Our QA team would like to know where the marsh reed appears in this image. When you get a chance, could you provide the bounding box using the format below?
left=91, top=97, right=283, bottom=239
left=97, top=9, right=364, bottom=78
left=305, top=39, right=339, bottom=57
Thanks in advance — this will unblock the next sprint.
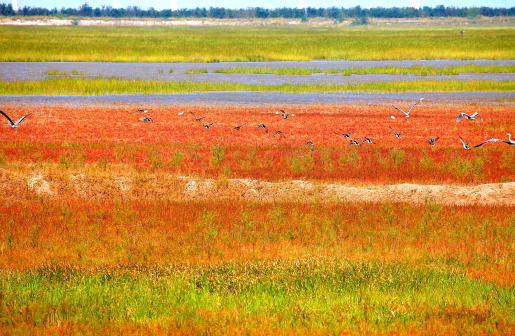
left=1, top=26, right=514, bottom=62
left=1, top=78, right=514, bottom=95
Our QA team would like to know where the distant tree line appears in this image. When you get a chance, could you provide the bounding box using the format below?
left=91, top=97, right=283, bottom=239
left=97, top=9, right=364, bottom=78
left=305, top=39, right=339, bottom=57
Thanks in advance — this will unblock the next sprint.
left=1, top=3, right=514, bottom=19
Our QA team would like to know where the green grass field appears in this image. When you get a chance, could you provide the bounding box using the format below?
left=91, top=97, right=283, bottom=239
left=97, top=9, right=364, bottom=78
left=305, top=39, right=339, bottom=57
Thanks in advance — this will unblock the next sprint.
left=1, top=78, right=514, bottom=95
left=1, top=26, right=514, bottom=62
left=2, top=260, right=513, bottom=334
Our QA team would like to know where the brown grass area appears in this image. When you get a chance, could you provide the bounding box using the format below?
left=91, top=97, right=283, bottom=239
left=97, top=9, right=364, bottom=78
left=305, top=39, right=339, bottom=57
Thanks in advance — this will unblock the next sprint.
left=2, top=168, right=515, bottom=205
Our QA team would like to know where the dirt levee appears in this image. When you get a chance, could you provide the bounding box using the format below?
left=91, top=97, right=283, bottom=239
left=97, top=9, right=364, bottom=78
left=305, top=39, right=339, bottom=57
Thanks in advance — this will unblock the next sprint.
left=2, top=169, right=514, bottom=205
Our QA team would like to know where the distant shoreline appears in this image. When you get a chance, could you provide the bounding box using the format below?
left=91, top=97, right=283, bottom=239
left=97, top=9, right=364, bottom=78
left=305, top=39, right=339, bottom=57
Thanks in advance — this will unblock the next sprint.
left=1, top=16, right=514, bottom=27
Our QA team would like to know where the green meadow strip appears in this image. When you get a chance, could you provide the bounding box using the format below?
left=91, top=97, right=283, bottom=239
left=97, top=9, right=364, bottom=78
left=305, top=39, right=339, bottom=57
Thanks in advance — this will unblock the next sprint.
left=1, top=26, right=515, bottom=62
left=1, top=78, right=515, bottom=95
left=1, top=260, right=513, bottom=332
left=213, top=65, right=515, bottom=76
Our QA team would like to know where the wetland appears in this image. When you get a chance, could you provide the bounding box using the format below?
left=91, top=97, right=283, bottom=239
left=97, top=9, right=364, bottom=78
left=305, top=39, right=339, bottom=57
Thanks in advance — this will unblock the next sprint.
left=1, top=23, right=514, bottom=336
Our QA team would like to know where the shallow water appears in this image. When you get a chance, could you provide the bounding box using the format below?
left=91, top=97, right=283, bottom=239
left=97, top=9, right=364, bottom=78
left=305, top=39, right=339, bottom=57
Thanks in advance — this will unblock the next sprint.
left=2, top=61, right=515, bottom=85
left=1, top=61, right=513, bottom=107
left=1, top=91, right=514, bottom=108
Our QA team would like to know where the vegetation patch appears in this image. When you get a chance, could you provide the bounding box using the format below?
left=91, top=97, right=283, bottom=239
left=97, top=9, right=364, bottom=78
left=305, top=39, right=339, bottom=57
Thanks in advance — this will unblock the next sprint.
left=1, top=78, right=514, bottom=95
left=1, top=26, right=514, bottom=62
left=43, top=70, right=67, bottom=76
left=184, top=69, right=209, bottom=74
left=215, top=65, right=515, bottom=76
left=1, top=260, right=513, bottom=334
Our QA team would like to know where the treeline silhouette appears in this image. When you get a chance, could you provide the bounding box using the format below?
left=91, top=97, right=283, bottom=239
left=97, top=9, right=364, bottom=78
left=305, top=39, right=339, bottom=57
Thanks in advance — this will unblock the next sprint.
left=1, top=3, right=514, bottom=19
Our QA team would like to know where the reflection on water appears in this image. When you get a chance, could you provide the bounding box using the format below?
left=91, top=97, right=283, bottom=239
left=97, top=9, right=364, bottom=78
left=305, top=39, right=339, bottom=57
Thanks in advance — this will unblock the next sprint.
left=1, top=60, right=514, bottom=85
left=1, top=91, right=514, bottom=108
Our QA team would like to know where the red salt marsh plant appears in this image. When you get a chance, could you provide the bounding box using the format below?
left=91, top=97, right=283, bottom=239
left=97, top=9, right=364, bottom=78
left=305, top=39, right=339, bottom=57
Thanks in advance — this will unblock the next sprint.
left=0, top=103, right=514, bottom=184
left=1, top=103, right=515, bottom=335
left=0, top=199, right=514, bottom=335
left=1, top=199, right=514, bottom=282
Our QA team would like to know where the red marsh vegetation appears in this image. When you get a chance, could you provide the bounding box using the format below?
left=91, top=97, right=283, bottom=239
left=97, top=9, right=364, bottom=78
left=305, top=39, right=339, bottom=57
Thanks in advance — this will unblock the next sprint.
left=1, top=102, right=514, bottom=335
left=0, top=103, right=514, bottom=185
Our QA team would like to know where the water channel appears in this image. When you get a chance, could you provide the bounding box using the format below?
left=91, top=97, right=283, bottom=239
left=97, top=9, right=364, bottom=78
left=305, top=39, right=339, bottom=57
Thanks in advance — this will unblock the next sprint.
left=1, top=60, right=513, bottom=106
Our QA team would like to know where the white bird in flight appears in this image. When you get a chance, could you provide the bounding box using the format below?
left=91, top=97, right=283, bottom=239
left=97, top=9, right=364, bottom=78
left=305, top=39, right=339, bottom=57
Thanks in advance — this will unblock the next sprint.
left=229, top=123, right=247, bottom=131
left=139, top=116, right=153, bottom=122
left=276, top=110, right=294, bottom=119
left=0, top=110, right=33, bottom=132
left=456, top=112, right=483, bottom=123
left=426, top=136, right=439, bottom=146
left=139, top=117, right=153, bottom=122
left=334, top=130, right=354, bottom=138
left=131, top=108, right=151, bottom=114
left=391, top=98, right=423, bottom=122
left=389, top=126, right=406, bottom=138
left=474, top=134, right=515, bottom=147
left=190, top=112, right=206, bottom=123
left=202, top=122, right=216, bottom=129
left=458, top=136, right=471, bottom=149
left=361, top=137, right=375, bottom=144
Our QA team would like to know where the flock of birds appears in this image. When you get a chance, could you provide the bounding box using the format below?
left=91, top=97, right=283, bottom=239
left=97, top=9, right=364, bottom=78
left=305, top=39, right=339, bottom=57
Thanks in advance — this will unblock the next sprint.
left=159, top=100, right=514, bottom=150
left=1, top=101, right=514, bottom=150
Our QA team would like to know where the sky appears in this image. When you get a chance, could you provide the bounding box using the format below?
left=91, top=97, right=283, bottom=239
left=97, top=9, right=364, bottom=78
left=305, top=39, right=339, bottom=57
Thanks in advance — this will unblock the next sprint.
left=5, top=0, right=513, bottom=10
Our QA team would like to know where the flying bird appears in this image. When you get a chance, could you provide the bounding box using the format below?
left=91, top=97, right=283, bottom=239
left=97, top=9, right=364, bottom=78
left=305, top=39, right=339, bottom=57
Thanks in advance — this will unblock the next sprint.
left=456, top=112, right=483, bottom=123
left=229, top=123, right=247, bottom=131
left=139, top=116, right=153, bottom=122
left=276, top=110, right=294, bottom=119
left=131, top=108, right=151, bottom=113
left=361, top=137, right=375, bottom=144
left=178, top=111, right=184, bottom=115
left=202, top=122, right=216, bottom=129
left=272, top=131, right=286, bottom=139
left=389, top=126, right=406, bottom=138
left=348, top=139, right=361, bottom=146
left=426, top=136, right=439, bottom=146
left=391, top=98, right=423, bottom=122
left=190, top=112, right=206, bottom=123
left=0, top=110, right=32, bottom=132
left=304, top=141, right=314, bottom=151
left=474, top=134, right=515, bottom=147
left=334, top=131, right=354, bottom=138
left=458, top=136, right=471, bottom=149
left=257, top=124, right=268, bottom=133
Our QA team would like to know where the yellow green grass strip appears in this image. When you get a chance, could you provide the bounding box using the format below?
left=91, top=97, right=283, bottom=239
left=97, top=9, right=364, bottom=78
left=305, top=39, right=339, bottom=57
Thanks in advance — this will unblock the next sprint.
left=214, top=65, right=515, bottom=76
left=1, top=78, right=515, bottom=95
left=1, top=261, right=513, bottom=333
left=1, top=26, right=515, bottom=62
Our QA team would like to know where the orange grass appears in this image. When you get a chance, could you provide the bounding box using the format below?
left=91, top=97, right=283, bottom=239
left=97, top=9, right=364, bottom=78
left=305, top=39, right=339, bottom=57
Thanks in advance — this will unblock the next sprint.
left=0, top=103, right=514, bottom=184
left=1, top=199, right=514, bottom=286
